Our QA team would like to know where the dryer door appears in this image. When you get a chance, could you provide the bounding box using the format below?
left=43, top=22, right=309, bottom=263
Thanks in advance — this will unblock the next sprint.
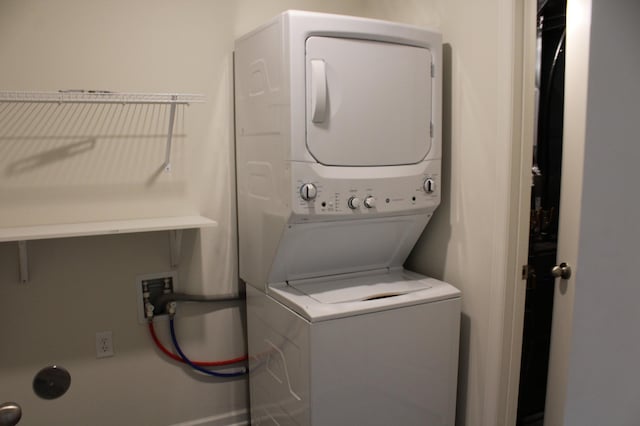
left=305, top=37, right=433, bottom=167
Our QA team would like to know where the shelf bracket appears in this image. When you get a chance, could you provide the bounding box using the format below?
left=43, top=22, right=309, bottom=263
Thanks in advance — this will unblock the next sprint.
left=168, top=230, right=183, bottom=268
left=163, top=96, right=178, bottom=173
left=18, top=241, right=28, bottom=283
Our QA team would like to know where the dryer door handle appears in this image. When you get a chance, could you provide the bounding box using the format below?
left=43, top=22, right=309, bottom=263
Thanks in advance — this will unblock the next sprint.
left=310, top=59, right=327, bottom=123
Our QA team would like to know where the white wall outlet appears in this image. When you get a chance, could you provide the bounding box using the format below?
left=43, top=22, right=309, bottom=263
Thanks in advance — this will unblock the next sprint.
left=95, top=331, right=114, bottom=358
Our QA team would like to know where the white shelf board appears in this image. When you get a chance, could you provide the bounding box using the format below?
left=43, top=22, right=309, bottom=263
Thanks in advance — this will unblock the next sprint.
left=0, top=215, right=217, bottom=243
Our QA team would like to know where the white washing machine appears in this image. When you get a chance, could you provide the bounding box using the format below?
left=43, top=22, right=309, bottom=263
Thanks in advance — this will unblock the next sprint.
left=234, top=11, right=460, bottom=426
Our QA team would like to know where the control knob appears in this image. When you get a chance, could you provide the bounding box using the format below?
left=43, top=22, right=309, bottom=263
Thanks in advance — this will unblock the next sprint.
left=364, top=196, right=376, bottom=208
left=347, top=196, right=361, bottom=209
left=423, top=178, right=436, bottom=194
left=300, top=183, right=317, bottom=201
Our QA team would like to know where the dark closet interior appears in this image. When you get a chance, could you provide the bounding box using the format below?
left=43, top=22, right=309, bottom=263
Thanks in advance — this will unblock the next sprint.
left=516, top=0, right=566, bottom=425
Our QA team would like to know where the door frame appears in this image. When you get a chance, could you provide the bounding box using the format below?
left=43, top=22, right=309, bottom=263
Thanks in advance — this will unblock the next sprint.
left=497, top=0, right=538, bottom=424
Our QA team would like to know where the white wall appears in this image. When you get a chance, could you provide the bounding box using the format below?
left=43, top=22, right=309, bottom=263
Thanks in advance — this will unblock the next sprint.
left=0, top=1, right=368, bottom=425
left=563, top=1, right=640, bottom=424
left=361, top=1, right=520, bottom=425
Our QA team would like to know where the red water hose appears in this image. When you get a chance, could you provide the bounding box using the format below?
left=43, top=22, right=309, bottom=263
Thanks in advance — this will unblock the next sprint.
left=148, top=321, right=247, bottom=367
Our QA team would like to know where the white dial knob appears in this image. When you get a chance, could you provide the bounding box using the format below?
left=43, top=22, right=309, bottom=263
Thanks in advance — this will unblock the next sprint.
left=364, top=196, right=376, bottom=208
left=348, top=196, right=361, bottom=209
left=300, top=183, right=317, bottom=201
left=423, top=178, right=436, bottom=194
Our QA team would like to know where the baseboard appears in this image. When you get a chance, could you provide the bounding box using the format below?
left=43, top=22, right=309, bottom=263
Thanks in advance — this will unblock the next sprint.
left=170, top=409, right=249, bottom=426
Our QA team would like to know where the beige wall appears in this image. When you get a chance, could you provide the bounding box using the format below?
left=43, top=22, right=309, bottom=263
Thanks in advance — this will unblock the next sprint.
left=0, top=1, right=522, bottom=425
left=362, top=2, right=521, bottom=425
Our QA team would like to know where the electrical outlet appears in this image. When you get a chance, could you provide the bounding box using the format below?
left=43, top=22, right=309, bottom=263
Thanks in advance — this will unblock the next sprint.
left=96, top=331, right=114, bottom=358
left=135, top=272, right=177, bottom=324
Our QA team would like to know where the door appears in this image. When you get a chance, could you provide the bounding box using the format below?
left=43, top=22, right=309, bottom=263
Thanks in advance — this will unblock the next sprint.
left=542, top=0, right=590, bottom=422
left=305, top=37, right=433, bottom=167
left=544, top=1, right=640, bottom=424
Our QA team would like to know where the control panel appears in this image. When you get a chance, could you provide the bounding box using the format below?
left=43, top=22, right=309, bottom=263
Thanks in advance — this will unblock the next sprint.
left=291, top=160, right=441, bottom=221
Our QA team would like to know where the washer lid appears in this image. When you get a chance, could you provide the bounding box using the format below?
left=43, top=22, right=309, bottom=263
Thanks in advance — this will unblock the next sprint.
left=289, top=269, right=432, bottom=304
left=268, top=268, right=460, bottom=322
left=305, top=37, right=433, bottom=166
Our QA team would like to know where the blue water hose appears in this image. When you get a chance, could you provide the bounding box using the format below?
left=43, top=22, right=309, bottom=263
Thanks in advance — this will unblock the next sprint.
left=169, top=317, right=247, bottom=378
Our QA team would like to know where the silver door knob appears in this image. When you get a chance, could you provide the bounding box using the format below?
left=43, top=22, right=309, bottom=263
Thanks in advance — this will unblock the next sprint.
left=551, top=262, right=572, bottom=280
left=0, top=402, right=21, bottom=426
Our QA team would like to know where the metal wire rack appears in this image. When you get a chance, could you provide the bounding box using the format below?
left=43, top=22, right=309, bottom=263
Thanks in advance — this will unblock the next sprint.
left=0, top=90, right=205, bottom=104
left=0, top=90, right=205, bottom=171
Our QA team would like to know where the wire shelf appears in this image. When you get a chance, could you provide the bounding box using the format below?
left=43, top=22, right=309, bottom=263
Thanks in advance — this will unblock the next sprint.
left=0, top=90, right=205, bottom=104
left=0, top=90, right=205, bottom=172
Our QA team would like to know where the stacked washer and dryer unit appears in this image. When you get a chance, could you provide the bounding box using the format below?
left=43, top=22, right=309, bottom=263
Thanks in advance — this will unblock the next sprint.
left=234, top=11, right=460, bottom=426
